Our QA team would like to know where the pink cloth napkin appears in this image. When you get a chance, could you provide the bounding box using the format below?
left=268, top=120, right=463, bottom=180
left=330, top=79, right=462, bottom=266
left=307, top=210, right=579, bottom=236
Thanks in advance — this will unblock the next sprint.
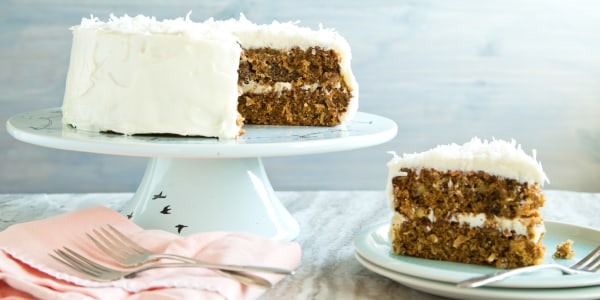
left=0, top=206, right=301, bottom=300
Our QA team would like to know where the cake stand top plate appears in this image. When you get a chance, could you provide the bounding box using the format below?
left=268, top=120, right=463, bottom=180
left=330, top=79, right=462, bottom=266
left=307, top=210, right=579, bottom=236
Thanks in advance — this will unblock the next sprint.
left=7, top=108, right=397, bottom=158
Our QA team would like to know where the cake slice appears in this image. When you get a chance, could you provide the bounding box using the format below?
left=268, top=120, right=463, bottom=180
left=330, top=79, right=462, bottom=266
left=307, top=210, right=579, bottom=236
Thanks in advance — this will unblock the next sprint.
left=386, top=138, right=549, bottom=269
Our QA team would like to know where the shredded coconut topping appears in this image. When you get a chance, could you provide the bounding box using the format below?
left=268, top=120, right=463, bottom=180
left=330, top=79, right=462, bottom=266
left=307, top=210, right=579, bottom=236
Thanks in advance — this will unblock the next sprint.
left=387, top=137, right=549, bottom=185
left=71, top=13, right=358, bottom=122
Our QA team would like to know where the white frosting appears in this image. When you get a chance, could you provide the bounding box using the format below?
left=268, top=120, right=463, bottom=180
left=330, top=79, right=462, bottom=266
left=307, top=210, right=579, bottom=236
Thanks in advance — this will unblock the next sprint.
left=386, top=138, right=548, bottom=210
left=387, top=137, right=549, bottom=185
left=449, top=212, right=546, bottom=242
left=391, top=211, right=545, bottom=243
left=62, top=14, right=358, bottom=138
left=209, top=14, right=359, bottom=122
left=62, top=14, right=242, bottom=138
left=301, top=83, right=320, bottom=91
left=77, top=13, right=198, bottom=34
left=240, top=81, right=292, bottom=95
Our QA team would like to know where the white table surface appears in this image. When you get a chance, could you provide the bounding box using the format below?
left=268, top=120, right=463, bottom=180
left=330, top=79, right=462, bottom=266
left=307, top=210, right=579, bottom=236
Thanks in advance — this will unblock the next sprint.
left=1, top=190, right=599, bottom=299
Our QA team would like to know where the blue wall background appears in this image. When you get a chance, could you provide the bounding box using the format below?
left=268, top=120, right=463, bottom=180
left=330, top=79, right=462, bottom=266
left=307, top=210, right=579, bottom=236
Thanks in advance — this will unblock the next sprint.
left=1, top=0, right=599, bottom=192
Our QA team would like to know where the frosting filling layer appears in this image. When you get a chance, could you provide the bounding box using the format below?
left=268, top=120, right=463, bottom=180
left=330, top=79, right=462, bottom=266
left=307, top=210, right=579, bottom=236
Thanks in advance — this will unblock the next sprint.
left=240, top=81, right=340, bottom=95
left=391, top=211, right=545, bottom=243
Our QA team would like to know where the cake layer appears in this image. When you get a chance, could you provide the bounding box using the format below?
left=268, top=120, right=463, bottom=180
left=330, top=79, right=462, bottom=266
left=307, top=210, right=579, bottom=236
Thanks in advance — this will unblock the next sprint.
left=390, top=214, right=546, bottom=268
left=238, top=89, right=350, bottom=126
left=390, top=168, right=546, bottom=218
left=239, top=47, right=342, bottom=84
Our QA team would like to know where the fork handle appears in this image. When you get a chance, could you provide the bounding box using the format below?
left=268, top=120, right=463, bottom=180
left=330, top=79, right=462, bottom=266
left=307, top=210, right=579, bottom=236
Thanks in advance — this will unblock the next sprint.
left=123, top=262, right=272, bottom=288
left=151, top=253, right=294, bottom=275
left=456, top=264, right=580, bottom=288
left=214, top=270, right=272, bottom=288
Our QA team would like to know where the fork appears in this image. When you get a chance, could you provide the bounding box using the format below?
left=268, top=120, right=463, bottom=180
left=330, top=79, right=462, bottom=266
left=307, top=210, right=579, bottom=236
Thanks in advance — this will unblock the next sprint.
left=51, top=247, right=273, bottom=288
left=87, top=225, right=293, bottom=275
left=457, top=245, right=600, bottom=288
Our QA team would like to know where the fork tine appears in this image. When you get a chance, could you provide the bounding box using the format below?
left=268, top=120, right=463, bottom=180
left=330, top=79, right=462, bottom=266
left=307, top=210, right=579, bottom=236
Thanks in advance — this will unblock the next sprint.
left=572, top=245, right=600, bottom=270
left=50, top=252, right=100, bottom=277
left=102, top=226, right=144, bottom=255
left=87, top=228, right=131, bottom=262
left=581, top=247, right=600, bottom=271
left=87, top=231, right=118, bottom=259
left=106, top=224, right=147, bottom=254
left=590, top=263, right=600, bottom=272
left=53, top=248, right=105, bottom=277
left=62, top=247, right=114, bottom=273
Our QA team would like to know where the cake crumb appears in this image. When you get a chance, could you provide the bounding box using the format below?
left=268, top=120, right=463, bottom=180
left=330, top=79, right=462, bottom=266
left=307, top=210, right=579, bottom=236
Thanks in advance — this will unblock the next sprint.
left=553, top=239, right=575, bottom=259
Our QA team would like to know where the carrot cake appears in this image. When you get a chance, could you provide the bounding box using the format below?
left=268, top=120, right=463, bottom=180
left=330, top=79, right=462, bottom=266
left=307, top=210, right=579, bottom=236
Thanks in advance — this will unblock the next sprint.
left=61, top=14, right=358, bottom=139
left=387, top=138, right=549, bottom=269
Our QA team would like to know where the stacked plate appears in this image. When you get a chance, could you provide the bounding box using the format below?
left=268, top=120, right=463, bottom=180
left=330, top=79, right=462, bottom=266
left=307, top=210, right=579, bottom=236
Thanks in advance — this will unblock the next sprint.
left=354, top=221, right=600, bottom=300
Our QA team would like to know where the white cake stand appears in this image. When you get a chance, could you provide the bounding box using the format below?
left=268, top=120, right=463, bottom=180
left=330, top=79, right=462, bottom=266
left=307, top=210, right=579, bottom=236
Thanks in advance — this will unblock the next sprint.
left=6, top=108, right=397, bottom=241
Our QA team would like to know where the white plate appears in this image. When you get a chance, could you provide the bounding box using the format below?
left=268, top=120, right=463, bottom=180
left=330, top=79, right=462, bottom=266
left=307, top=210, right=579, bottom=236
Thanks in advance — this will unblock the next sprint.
left=355, top=253, right=600, bottom=300
left=354, top=221, right=600, bottom=288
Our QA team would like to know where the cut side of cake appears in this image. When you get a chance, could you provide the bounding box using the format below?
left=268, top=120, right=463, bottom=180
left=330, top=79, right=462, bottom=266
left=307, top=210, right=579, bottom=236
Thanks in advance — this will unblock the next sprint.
left=386, top=138, right=549, bottom=269
left=238, top=46, right=353, bottom=126
left=211, top=16, right=357, bottom=127
left=61, top=14, right=358, bottom=139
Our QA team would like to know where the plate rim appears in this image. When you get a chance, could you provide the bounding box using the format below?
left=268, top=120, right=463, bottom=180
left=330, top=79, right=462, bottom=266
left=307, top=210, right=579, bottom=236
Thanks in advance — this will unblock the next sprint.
left=354, top=252, right=600, bottom=300
left=354, top=220, right=600, bottom=289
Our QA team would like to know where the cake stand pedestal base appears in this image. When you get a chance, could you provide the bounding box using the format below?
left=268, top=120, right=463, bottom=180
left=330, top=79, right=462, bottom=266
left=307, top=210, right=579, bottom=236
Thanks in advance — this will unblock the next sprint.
left=8, top=109, right=398, bottom=241
left=123, top=157, right=299, bottom=241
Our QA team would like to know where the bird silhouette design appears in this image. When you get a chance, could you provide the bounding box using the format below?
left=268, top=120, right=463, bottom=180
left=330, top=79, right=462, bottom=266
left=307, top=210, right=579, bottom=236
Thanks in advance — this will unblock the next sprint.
left=160, top=205, right=171, bottom=214
left=152, top=191, right=167, bottom=200
left=175, top=224, right=188, bottom=234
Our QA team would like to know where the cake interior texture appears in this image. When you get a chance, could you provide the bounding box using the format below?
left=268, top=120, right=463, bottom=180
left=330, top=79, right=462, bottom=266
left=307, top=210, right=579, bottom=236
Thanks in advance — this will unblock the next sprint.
left=390, top=168, right=546, bottom=269
left=387, top=138, right=549, bottom=269
left=238, top=47, right=351, bottom=126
